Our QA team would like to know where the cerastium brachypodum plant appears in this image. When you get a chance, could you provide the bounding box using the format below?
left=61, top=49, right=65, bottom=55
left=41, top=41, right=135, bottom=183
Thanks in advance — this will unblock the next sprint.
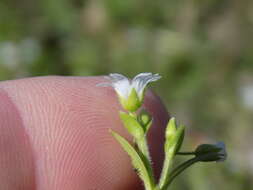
left=98, top=73, right=227, bottom=190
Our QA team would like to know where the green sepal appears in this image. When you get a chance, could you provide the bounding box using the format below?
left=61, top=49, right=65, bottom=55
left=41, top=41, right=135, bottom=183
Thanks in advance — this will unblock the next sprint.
left=110, top=130, right=154, bottom=190
left=159, top=119, right=185, bottom=189
left=119, top=88, right=142, bottom=112
left=195, top=144, right=222, bottom=155
left=120, top=111, right=145, bottom=139
left=165, top=117, right=177, bottom=140
left=137, top=109, right=153, bottom=134
left=195, top=144, right=225, bottom=162
left=164, top=117, right=185, bottom=153
left=174, top=125, right=185, bottom=154
left=164, top=124, right=185, bottom=156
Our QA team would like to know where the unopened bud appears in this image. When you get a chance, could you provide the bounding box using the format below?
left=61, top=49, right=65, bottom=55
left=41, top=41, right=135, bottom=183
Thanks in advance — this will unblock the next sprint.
left=137, top=109, right=152, bottom=133
left=195, top=142, right=227, bottom=162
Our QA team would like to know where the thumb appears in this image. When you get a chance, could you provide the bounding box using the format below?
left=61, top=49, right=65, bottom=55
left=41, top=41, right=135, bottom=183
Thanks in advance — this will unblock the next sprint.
left=0, top=76, right=169, bottom=190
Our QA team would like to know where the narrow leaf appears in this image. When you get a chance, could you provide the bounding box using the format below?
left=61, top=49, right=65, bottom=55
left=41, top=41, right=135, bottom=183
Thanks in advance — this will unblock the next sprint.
left=120, top=111, right=144, bottom=139
left=111, top=130, right=154, bottom=190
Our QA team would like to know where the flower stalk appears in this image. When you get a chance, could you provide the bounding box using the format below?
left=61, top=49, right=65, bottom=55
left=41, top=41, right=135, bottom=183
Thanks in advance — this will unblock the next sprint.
left=98, top=73, right=227, bottom=190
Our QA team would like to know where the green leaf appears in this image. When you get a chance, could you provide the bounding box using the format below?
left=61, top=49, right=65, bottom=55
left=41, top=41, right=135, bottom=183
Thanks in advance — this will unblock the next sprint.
left=111, top=130, right=154, bottom=190
left=120, top=111, right=144, bottom=139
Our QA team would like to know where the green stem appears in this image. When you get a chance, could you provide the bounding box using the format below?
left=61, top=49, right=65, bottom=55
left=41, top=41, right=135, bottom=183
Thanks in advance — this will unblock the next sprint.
left=136, top=137, right=151, bottom=160
left=127, top=111, right=155, bottom=188
left=131, top=111, right=155, bottom=187
left=136, top=137, right=155, bottom=186
left=158, top=149, right=175, bottom=188
left=177, top=151, right=195, bottom=155
left=161, top=157, right=199, bottom=189
left=129, top=112, right=137, bottom=118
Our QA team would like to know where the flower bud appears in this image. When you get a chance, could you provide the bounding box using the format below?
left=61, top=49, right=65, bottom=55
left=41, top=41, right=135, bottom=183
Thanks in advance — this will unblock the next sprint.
left=164, top=118, right=185, bottom=155
left=165, top=117, right=177, bottom=140
left=195, top=142, right=227, bottom=162
left=137, top=109, right=152, bottom=133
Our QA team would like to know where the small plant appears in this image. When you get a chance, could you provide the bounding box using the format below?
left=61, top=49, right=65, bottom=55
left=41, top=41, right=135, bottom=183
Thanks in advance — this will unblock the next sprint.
left=98, top=73, right=227, bottom=190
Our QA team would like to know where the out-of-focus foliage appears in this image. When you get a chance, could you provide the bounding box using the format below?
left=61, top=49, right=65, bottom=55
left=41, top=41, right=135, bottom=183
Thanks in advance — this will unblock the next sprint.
left=0, top=0, right=253, bottom=189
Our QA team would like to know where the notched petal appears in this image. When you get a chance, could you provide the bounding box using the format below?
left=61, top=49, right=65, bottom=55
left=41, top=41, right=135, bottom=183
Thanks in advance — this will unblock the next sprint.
left=109, top=73, right=129, bottom=82
left=132, top=73, right=161, bottom=96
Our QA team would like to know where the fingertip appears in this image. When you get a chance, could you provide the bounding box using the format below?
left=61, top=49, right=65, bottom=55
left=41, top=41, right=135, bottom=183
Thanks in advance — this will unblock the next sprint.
left=0, top=76, right=169, bottom=189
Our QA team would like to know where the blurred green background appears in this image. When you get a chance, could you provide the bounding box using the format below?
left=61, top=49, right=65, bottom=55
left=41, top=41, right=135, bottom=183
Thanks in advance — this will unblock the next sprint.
left=0, top=0, right=253, bottom=189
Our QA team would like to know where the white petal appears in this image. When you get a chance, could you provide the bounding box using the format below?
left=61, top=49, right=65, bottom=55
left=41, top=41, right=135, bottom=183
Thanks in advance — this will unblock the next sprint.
left=96, top=82, right=112, bottom=87
left=132, top=73, right=161, bottom=97
left=97, top=74, right=127, bottom=87
left=108, top=73, right=128, bottom=82
left=108, top=73, right=131, bottom=98
left=97, top=73, right=161, bottom=99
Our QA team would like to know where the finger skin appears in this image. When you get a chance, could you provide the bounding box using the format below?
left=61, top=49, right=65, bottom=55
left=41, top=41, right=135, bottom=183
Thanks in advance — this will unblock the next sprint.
left=0, top=76, right=169, bottom=190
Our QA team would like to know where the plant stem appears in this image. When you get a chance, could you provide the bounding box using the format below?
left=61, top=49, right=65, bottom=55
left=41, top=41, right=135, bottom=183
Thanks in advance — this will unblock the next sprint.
left=177, top=151, right=195, bottom=155
left=136, top=136, right=155, bottom=186
left=158, top=149, right=175, bottom=188
left=136, top=137, right=150, bottom=160
left=161, top=157, right=199, bottom=189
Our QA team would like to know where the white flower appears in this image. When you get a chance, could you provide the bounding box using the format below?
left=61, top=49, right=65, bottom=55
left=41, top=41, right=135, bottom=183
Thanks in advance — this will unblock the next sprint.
left=98, top=73, right=161, bottom=111
left=215, top=142, right=227, bottom=162
left=107, top=73, right=161, bottom=99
